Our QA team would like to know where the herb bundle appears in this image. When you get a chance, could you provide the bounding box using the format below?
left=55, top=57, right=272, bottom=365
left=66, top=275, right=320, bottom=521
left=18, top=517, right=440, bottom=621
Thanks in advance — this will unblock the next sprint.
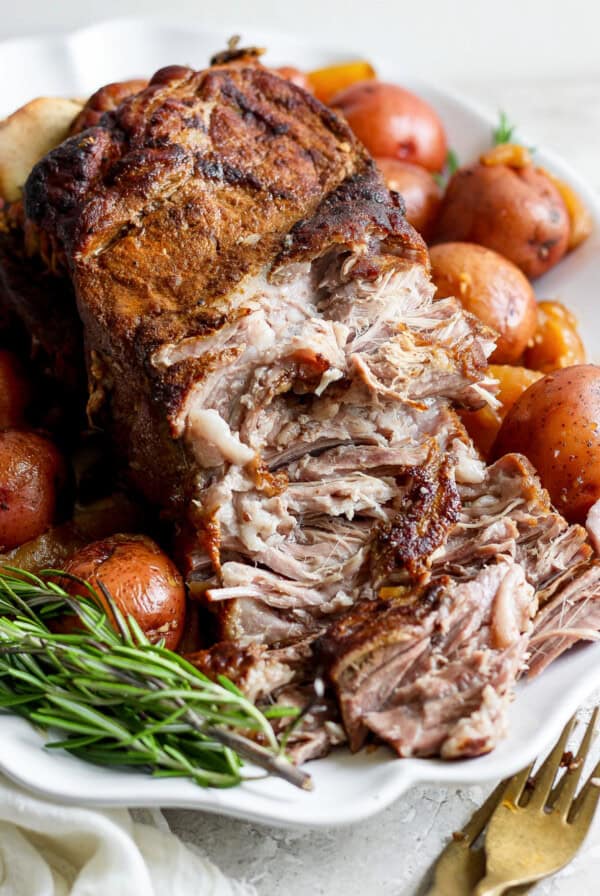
left=0, top=567, right=311, bottom=791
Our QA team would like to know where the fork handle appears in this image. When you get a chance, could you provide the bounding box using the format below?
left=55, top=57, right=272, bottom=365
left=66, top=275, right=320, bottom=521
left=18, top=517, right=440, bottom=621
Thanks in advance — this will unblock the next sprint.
left=473, top=876, right=511, bottom=896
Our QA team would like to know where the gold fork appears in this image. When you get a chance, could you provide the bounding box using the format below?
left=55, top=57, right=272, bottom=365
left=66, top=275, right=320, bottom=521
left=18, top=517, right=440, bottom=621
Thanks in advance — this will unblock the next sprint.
left=426, top=708, right=600, bottom=896
left=474, top=708, right=600, bottom=894
left=425, top=781, right=532, bottom=896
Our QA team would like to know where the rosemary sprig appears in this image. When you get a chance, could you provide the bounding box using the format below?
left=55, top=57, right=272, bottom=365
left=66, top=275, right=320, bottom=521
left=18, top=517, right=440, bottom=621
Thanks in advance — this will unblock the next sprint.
left=446, top=148, right=460, bottom=176
left=433, top=148, right=460, bottom=188
left=0, top=567, right=312, bottom=791
left=493, top=110, right=516, bottom=145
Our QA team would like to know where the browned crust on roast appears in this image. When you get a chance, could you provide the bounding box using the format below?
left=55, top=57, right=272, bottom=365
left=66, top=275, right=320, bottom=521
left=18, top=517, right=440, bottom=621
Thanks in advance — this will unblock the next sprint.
left=69, top=79, right=149, bottom=134
left=186, top=640, right=266, bottom=683
left=273, top=168, right=428, bottom=275
left=23, top=62, right=427, bottom=510
left=371, top=457, right=461, bottom=583
left=316, top=580, right=446, bottom=665
left=25, top=64, right=365, bottom=263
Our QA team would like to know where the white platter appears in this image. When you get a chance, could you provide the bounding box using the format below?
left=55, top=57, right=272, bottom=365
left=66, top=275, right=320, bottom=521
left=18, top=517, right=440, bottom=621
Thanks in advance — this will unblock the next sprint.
left=1, top=16, right=600, bottom=828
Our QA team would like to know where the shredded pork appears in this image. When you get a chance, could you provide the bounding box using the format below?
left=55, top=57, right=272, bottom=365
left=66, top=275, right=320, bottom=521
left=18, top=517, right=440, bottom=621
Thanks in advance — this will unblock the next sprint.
left=17, top=56, right=600, bottom=765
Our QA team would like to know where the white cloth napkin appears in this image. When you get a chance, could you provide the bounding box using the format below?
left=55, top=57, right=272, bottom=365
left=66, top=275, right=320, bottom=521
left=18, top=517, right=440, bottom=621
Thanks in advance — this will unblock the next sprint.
left=0, top=776, right=255, bottom=896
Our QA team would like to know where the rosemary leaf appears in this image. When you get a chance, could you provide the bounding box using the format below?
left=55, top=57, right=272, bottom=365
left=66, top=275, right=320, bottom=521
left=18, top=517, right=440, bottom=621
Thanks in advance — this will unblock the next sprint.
left=493, top=110, right=516, bottom=145
left=0, top=567, right=311, bottom=791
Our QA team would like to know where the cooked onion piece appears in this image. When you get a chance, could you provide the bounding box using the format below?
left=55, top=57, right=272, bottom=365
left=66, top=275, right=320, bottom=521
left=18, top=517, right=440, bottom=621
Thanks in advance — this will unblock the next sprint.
left=524, top=300, right=586, bottom=373
left=0, top=97, right=83, bottom=201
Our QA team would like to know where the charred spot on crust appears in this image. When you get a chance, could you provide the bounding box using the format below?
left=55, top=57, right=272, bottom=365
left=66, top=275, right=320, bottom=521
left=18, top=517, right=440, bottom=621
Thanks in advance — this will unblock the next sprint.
left=371, top=457, right=461, bottom=583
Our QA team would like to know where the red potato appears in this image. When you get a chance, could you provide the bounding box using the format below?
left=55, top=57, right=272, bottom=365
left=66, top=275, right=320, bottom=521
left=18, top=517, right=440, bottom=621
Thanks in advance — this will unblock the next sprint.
left=330, top=81, right=447, bottom=172
left=273, top=66, right=313, bottom=92
left=434, top=163, right=570, bottom=279
left=493, top=365, right=600, bottom=522
left=0, top=429, right=65, bottom=550
left=428, top=242, right=538, bottom=363
left=0, top=350, right=30, bottom=428
left=376, top=158, right=442, bottom=238
left=64, top=534, right=186, bottom=650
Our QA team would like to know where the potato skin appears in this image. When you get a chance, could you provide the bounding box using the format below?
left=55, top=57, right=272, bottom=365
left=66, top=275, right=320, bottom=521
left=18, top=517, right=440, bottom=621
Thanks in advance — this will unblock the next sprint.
left=376, top=158, right=442, bottom=238
left=434, top=164, right=570, bottom=278
left=429, top=242, right=537, bottom=363
left=0, top=350, right=30, bottom=428
left=273, top=66, right=312, bottom=92
left=65, top=534, right=186, bottom=650
left=0, top=430, right=65, bottom=550
left=493, top=365, right=600, bottom=522
left=331, top=81, right=447, bottom=171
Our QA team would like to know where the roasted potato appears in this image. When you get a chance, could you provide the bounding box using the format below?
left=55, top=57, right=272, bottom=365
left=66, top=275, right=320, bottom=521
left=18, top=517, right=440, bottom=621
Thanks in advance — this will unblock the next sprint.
left=460, top=365, right=542, bottom=458
left=0, top=430, right=65, bottom=550
left=330, top=81, right=447, bottom=172
left=0, top=97, right=83, bottom=202
left=0, top=350, right=31, bottom=428
left=64, top=533, right=186, bottom=650
left=429, top=242, right=537, bottom=363
left=493, top=365, right=600, bottom=522
left=273, top=66, right=313, bottom=92
left=524, top=300, right=586, bottom=373
left=434, top=163, right=570, bottom=278
left=376, top=158, right=442, bottom=238
left=0, top=493, right=144, bottom=576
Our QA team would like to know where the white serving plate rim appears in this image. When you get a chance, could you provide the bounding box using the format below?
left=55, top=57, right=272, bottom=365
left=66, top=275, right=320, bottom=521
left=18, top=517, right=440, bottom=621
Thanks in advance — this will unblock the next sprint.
left=0, top=16, right=599, bottom=828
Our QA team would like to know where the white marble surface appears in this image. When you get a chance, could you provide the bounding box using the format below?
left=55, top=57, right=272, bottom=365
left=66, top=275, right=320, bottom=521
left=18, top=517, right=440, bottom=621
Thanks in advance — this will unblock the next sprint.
left=164, top=693, right=600, bottom=895
left=161, top=78, right=600, bottom=895
left=4, top=7, right=600, bottom=891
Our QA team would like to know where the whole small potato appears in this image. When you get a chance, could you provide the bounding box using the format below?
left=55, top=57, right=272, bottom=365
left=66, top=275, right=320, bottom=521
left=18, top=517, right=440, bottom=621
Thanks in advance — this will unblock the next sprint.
left=330, top=81, right=447, bottom=171
left=65, top=533, right=186, bottom=650
left=434, top=164, right=570, bottom=278
left=376, top=158, right=442, bottom=238
left=493, top=365, right=600, bottom=522
left=429, top=242, right=537, bottom=363
left=0, top=350, right=30, bottom=428
left=273, top=66, right=313, bottom=92
left=0, top=430, right=65, bottom=550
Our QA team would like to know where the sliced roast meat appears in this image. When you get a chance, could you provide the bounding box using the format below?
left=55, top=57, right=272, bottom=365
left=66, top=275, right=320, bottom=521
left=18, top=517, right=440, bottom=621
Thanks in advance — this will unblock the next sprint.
left=318, top=559, right=536, bottom=757
left=268, top=684, right=347, bottom=764
left=433, top=454, right=591, bottom=588
left=186, top=637, right=313, bottom=703
left=528, top=559, right=600, bottom=676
